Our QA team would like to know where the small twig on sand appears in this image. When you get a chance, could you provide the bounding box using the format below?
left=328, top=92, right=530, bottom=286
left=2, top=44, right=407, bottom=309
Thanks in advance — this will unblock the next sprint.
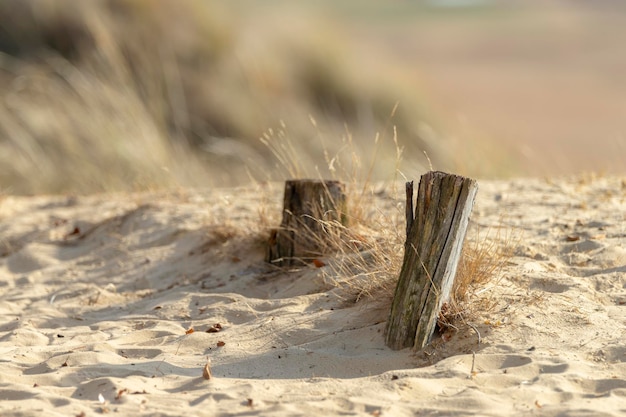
left=466, top=322, right=481, bottom=379
left=467, top=322, right=481, bottom=345
left=469, top=351, right=476, bottom=379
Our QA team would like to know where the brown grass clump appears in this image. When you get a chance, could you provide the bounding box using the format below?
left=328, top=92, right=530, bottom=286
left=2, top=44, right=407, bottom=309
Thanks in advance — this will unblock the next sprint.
left=438, top=225, right=515, bottom=330
left=0, top=0, right=442, bottom=194
left=258, top=119, right=408, bottom=300
left=260, top=123, right=511, bottom=314
left=323, top=216, right=406, bottom=303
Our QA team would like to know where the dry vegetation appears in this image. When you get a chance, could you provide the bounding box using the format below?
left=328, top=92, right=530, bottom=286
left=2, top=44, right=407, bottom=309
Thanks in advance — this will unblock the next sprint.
left=0, top=0, right=449, bottom=195
left=259, top=131, right=510, bottom=336
left=258, top=127, right=406, bottom=299
left=320, top=190, right=513, bottom=331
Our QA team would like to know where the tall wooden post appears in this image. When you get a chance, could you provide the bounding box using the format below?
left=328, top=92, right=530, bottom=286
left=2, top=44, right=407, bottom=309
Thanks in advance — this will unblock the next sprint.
left=266, top=179, right=347, bottom=267
left=385, top=171, right=478, bottom=350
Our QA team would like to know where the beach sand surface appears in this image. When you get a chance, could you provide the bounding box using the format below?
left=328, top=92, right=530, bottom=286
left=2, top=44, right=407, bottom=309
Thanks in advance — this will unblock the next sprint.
left=0, top=177, right=625, bottom=416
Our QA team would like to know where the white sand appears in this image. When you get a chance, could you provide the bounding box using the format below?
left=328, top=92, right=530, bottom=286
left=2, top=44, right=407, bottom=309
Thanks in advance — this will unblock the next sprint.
left=1, top=177, right=624, bottom=416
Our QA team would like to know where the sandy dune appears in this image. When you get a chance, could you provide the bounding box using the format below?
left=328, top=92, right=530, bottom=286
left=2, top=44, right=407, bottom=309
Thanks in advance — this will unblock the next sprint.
left=0, top=177, right=624, bottom=416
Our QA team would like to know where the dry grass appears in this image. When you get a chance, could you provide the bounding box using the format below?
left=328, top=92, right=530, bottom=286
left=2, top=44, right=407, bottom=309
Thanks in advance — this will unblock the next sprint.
left=257, top=119, right=406, bottom=295
left=439, top=225, right=516, bottom=330
left=0, top=0, right=444, bottom=195
left=260, top=125, right=510, bottom=321
left=322, top=217, right=405, bottom=303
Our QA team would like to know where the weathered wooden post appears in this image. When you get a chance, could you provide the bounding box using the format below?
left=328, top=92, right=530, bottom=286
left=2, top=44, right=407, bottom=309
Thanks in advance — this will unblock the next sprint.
left=266, top=179, right=347, bottom=266
left=385, top=171, right=478, bottom=350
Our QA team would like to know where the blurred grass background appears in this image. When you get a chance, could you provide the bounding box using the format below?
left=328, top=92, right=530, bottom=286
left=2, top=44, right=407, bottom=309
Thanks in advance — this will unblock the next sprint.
left=0, top=0, right=624, bottom=194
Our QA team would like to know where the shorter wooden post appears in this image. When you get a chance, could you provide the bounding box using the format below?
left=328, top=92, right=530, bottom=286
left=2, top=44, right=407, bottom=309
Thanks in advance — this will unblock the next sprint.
left=385, top=171, right=478, bottom=350
left=266, top=179, right=347, bottom=266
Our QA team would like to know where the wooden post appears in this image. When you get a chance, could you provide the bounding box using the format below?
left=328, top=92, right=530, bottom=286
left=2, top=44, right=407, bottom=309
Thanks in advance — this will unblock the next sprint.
left=266, top=179, right=347, bottom=266
left=385, top=171, right=478, bottom=350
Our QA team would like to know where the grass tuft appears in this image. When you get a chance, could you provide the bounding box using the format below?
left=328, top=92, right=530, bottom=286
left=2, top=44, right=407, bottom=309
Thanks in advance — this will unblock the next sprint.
left=0, top=0, right=443, bottom=194
left=438, top=225, right=516, bottom=331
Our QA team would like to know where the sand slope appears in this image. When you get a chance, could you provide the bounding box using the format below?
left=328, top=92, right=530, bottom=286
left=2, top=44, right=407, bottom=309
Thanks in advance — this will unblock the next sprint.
left=0, top=177, right=624, bottom=416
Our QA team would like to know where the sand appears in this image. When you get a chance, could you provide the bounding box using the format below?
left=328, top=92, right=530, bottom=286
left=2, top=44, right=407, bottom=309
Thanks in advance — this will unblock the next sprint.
left=0, top=176, right=624, bottom=416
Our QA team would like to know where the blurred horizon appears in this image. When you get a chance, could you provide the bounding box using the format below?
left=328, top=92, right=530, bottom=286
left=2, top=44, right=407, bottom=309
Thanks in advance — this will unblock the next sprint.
left=0, top=0, right=624, bottom=194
